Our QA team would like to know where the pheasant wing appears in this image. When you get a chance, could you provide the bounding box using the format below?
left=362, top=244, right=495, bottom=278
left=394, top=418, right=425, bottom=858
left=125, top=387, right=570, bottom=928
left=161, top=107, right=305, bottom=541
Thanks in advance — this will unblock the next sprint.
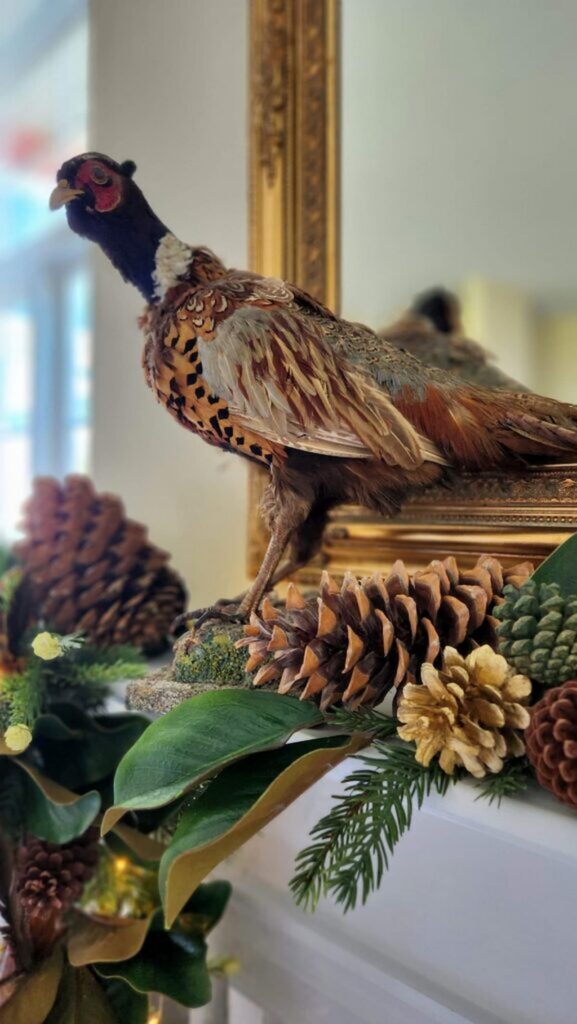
left=197, top=292, right=442, bottom=469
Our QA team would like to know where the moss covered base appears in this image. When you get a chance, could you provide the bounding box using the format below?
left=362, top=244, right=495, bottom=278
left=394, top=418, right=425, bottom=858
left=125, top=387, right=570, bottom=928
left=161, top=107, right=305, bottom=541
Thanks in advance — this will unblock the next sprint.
left=173, top=622, right=251, bottom=686
left=127, top=622, right=254, bottom=714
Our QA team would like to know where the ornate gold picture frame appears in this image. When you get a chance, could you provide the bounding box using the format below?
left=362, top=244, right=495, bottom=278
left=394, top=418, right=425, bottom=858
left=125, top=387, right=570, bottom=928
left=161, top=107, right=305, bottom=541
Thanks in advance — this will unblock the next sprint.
left=247, top=0, right=577, bottom=581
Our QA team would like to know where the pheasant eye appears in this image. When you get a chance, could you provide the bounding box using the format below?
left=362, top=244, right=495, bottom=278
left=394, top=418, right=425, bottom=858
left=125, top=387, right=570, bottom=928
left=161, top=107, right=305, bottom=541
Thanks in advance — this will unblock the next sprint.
left=90, top=166, right=110, bottom=185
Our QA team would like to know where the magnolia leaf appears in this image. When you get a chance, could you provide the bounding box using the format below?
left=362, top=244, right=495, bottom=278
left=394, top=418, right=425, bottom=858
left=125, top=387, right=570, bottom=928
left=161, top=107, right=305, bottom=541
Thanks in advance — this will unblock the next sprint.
left=160, top=733, right=367, bottom=926
left=102, top=690, right=324, bottom=832
left=97, top=977, right=149, bottom=1024
left=180, top=880, right=232, bottom=934
left=532, top=532, right=577, bottom=596
left=109, top=822, right=167, bottom=863
left=95, top=911, right=212, bottom=1009
left=121, top=796, right=187, bottom=839
left=34, top=705, right=149, bottom=788
left=1, top=949, right=63, bottom=1024
left=44, top=964, right=117, bottom=1024
left=67, top=910, right=154, bottom=967
left=14, top=760, right=100, bottom=843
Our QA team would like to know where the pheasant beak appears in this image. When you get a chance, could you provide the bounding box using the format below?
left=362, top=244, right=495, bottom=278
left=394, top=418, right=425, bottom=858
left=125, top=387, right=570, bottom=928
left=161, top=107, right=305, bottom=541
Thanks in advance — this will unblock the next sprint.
left=49, top=179, right=84, bottom=210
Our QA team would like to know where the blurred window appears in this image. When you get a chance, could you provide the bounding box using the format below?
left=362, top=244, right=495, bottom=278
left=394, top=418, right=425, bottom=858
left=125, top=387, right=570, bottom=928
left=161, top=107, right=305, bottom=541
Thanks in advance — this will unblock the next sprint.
left=0, top=0, right=89, bottom=540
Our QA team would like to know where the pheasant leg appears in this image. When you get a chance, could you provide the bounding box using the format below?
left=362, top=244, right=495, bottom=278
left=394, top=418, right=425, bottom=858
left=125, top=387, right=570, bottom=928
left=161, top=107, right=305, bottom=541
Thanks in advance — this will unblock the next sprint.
left=176, top=495, right=312, bottom=629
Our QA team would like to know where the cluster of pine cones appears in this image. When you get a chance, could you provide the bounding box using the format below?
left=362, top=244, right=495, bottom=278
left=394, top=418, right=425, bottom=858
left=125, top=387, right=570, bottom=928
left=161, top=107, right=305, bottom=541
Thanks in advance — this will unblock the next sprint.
left=241, top=553, right=577, bottom=810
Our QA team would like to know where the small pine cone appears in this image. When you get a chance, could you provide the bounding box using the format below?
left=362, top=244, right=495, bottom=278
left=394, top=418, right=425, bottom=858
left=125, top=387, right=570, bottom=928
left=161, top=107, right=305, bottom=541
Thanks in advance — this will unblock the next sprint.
left=240, top=555, right=532, bottom=710
left=11, top=476, right=186, bottom=654
left=525, top=680, right=577, bottom=808
left=397, top=645, right=531, bottom=777
left=13, top=827, right=100, bottom=956
left=494, top=580, right=577, bottom=685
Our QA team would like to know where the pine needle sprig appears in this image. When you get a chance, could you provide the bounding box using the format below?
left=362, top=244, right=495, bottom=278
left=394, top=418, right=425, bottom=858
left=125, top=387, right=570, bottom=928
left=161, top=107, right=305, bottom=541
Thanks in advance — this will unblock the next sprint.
left=324, top=706, right=398, bottom=740
left=290, top=741, right=456, bottom=913
left=474, top=758, right=533, bottom=806
left=0, top=672, right=43, bottom=730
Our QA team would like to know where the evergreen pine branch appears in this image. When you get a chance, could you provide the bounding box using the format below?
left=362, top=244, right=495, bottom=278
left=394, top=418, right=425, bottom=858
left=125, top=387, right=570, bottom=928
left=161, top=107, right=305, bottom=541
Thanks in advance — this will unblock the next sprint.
left=0, top=643, right=145, bottom=728
left=474, top=758, right=533, bottom=806
left=324, top=705, right=399, bottom=739
left=290, top=741, right=456, bottom=913
left=1, top=672, right=44, bottom=729
left=43, top=642, right=145, bottom=707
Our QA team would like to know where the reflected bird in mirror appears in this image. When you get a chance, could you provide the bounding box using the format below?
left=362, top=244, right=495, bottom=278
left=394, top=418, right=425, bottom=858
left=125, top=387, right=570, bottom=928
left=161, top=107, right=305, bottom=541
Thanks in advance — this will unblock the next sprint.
left=381, top=288, right=530, bottom=393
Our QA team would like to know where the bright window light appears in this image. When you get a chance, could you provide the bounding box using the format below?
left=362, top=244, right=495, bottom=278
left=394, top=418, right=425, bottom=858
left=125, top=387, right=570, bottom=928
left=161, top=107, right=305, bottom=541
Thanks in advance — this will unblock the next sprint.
left=0, top=0, right=90, bottom=542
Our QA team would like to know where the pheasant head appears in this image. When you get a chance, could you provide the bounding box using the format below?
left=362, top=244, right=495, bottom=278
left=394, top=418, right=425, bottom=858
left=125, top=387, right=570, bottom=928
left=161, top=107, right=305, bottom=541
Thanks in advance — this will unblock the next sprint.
left=49, top=152, right=194, bottom=303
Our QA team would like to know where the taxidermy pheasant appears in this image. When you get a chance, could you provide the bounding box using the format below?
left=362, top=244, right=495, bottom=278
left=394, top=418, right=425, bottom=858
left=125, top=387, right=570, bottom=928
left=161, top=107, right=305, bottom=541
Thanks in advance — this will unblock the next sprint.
left=51, top=154, right=577, bottom=623
left=381, top=287, right=529, bottom=392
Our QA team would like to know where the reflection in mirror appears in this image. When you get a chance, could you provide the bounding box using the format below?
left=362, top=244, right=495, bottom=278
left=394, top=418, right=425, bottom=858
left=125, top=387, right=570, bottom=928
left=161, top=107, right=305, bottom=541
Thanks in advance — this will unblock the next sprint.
left=341, top=0, right=577, bottom=401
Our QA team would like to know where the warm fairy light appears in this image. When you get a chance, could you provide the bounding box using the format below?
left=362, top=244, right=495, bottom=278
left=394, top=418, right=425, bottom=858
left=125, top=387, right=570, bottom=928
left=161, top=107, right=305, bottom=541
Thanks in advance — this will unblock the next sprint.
left=147, top=995, right=163, bottom=1023
left=113, top=857, right=128, bottom=874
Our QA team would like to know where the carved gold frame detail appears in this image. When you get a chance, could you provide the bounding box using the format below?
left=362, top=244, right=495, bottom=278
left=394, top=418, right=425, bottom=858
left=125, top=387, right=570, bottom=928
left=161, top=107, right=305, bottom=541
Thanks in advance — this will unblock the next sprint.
left=247, top=0, right=577, bottom=581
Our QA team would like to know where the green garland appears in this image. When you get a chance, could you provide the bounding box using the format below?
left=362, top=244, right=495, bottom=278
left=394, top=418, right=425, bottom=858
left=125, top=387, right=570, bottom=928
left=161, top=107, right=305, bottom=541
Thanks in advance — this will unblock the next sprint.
left=0, top=639, right=145, bottom=731
left=290, top=741, right=456, bottom=912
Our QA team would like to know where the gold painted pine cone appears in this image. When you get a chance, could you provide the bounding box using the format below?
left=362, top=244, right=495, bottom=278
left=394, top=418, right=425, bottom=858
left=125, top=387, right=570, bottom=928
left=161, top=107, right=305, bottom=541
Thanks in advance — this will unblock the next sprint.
left=525, top=680, right=577, bottom=809
left=397, top=646, right=531, bottom=777
left=11, top=476, right=186, bottom=654
left=240, top=555, right=533, bottom=710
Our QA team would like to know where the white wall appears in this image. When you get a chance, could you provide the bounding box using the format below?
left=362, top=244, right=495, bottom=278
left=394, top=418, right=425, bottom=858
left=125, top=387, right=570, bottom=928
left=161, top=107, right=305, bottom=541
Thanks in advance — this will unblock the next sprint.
left=89, top=0, right=249, bottom=605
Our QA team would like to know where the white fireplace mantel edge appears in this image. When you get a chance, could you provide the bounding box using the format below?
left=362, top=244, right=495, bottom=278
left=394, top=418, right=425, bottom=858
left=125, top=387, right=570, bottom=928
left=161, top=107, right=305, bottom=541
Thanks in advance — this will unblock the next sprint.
left=210, top=757, right=577, bottom=1024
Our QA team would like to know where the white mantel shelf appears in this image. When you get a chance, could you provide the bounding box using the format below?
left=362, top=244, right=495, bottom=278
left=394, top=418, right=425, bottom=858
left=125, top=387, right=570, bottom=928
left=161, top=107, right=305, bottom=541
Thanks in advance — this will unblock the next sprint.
left=210, top=759, right=577, bottom=1024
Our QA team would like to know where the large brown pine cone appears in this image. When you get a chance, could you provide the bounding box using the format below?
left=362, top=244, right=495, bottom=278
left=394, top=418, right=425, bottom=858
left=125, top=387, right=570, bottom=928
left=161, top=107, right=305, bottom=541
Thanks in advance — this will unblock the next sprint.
left=11, top=476, right=186, bottom=654
left=240, top=555, right=533, bottom=710
left=13, top=828, right=100, bottom=956
left=525, top=680, right=577, bottom=809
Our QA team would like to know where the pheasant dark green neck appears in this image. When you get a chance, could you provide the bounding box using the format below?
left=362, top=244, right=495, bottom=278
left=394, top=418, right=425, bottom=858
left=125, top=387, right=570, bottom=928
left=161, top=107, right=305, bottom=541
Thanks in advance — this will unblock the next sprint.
left=65, top=182, right=193, bottom=303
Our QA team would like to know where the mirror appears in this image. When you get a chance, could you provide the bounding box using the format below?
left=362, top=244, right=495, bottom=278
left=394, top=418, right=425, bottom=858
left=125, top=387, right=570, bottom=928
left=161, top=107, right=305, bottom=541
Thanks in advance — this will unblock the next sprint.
left=248, top=0, right=577, bottom=581
left=341, top=0, right=577, bottom=402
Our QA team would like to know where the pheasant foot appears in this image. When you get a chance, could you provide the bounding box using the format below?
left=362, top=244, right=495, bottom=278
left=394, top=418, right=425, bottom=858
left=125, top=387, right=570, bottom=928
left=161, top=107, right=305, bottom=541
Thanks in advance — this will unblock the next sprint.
left=172, top=603, right=247, bottom=633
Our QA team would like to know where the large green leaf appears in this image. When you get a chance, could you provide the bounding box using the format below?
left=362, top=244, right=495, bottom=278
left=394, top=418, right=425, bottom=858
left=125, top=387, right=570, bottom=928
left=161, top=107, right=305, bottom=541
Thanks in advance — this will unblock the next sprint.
left=181, top=880, right=232, bottom=933
left=34, top=705, right=149, bottom=788
left=15, top=759, right=100, bottom=843
left=95, top=911, right=212, bottom=1009
left=160, top=734, right=366, bottom=925
left=532, top=533, right=577, bottom=596
left=97, top=978, right=149, bottom=1024
left=102, top=689, right=323, bottom=831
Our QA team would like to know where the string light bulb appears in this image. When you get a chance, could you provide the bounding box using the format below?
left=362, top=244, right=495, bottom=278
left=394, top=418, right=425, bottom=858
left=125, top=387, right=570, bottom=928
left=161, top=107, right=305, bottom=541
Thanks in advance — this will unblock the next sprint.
left=147, top=995, right=163, bottom=1023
